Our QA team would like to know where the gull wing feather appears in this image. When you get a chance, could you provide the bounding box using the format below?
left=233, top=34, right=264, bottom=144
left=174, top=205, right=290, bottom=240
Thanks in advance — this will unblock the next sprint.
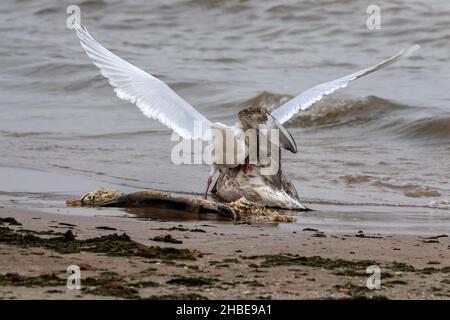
left=271, top=45, right=420, bottom=124
left=74, top=25, right=212, bottom=140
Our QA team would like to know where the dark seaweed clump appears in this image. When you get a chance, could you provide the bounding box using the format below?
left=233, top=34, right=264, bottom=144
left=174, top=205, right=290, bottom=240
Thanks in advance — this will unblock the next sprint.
left=0, top=273, right=65, bottom=287
left=81, top=274, right=160, bottom=299
left=387, top=261, right=416, bottom=272
left=151, top=234, right=183, bottom=244
left=334, top=282, right=388, bottom=300
left=167, top=276, right=217, bottom=287
left=146, top=293, right=208, bottom=300
left=0, top=225, right=195, bottom=260
left=96, top=226, right=117, bottom=231
left=0, top=217, right=22, bottom=226
left=0, top=271, right=161, bottom=299
left=244, top=253, right=376, bottom=270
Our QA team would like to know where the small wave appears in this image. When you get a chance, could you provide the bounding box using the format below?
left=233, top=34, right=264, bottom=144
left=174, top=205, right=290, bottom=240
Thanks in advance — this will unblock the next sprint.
left=22, top=62, right=92, bottom=78
left=238, top=92, right=450, bottom=143
left=374, top=180, right=441, bottom=198
left=34, top=0, right=105, bottom=16
left=397, top=116, right=450, bottom=140
left=403, top=190, right=442, bottom=198
left=78, top=0, right=107, bottom=8
left=186, top=0, right=251, bottom=10
left=339, top=174, right=442, bottom=198
left=1, top=131, right=53, bottom=138
left=303, top=198, right=449, bottom=211
left=79, top=130, right=165, bottom=140
left=238, top=92, right=406, bottom=128
left=266, top=4, right=298, bottom=13
left=289, top=96, right=407, bottom=128
left=428, top=200, right=450, bottom=210
left=339, top=174, right=372, bottom=184
left=34, top=7, right=59, bottom=15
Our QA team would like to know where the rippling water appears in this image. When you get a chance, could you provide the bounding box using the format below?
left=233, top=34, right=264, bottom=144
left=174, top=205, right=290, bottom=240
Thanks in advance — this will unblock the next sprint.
left=0, top=0, right=449, bottom=233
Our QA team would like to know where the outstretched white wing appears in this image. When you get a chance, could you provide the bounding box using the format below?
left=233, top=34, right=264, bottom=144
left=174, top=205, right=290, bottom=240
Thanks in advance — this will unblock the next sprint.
left=271, top=45, right=420, bottom=124
left=75, top=25, right=212, bottom=140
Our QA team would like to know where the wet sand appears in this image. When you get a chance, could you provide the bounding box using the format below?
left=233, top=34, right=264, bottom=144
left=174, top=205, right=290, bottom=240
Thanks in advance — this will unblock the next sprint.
left=1, top=207, right=449, bottom=300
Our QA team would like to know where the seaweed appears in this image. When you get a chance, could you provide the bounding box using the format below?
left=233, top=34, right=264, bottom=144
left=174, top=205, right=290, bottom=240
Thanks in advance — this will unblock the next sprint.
left=96, top=226, right=117, bottom=231
left=222, top=258, right=240, bottom=264
left=333, top=269, right=394, bottom=278
left=46, top=290, right=63, bottom=294
left=242, top=280, right=264, bottom=287
left=0, top=273, right=65, bottom=287
left=422, top=240, right=440, bottom=244
left=153, top=227, right=206, bottom=233
left=16, top=229, right=64, bottom=236
left=129, top=281, right=159, bottom=288
left=302, top=228, right=318, bottom=232
left=385, top=280, right=408, bottom=286
left=82, top=275, right=157, bottom=299
left=58, top=223, right=77, bottom=227
left=354, top=231, right=382, bottom=239
left=387, top=261, right=416, bottom=272
left=334, top=282, right=380, bottom=299
left=154, top=227, right=189, bottom=232
left=151, top=234, right=183, bottom=244
left=190, top=229, right=206, bottom=233
left=244, top=253, right=376, bottom=271
left=146, top=293, right=208, bottom=300
left=332, top=269, right=369, bottom=277
left=420, top=266, right=450, bottom=274
left=0, top=225, right=195, bottom=260
left=0, top=217, right=21, bottom=226
left=421, top=234, right=448, bottom=240
left=167, top=276, right=217, bottom=287
left=82, top=283, right=139, bottom=299
left=312, top=232, right=326, bottom=238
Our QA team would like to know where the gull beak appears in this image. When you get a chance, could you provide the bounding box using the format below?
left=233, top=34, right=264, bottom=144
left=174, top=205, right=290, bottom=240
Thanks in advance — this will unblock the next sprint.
left=266, top=112, right=298, bottom=153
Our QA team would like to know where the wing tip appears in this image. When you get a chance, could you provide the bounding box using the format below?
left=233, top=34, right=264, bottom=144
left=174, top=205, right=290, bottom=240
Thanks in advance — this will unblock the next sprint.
left=71, top=21, right=84, bottom=32
left=407, top=43, right=421, bottom=53
left=72, top=22, right=91, bottom=42
left=399, top=44, right=421, bottom=59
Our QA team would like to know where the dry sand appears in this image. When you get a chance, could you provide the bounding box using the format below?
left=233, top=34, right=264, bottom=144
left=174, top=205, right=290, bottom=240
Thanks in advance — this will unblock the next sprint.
left=1, top=207, right=449, bottom=300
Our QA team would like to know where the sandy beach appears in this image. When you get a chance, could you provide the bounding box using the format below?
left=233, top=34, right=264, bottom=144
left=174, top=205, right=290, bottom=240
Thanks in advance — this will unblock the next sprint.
left=1, top=206, right=449, bottom=300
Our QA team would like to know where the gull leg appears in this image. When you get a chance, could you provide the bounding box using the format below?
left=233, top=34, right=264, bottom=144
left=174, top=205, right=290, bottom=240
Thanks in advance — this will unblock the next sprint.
left=204, top=175, right=213, bottom=200
left=243, top=156, right=249, bottom=174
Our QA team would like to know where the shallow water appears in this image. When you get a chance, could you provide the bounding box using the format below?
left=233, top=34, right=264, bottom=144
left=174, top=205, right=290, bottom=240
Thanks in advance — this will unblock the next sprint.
left=0, top=0, right=449, bottom=234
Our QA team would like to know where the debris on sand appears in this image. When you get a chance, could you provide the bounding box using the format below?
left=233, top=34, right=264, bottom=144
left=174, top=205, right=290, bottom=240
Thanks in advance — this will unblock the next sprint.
left=66, top=188, right=124, bottom=207
left=227, top=197, right=295, bottom=223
